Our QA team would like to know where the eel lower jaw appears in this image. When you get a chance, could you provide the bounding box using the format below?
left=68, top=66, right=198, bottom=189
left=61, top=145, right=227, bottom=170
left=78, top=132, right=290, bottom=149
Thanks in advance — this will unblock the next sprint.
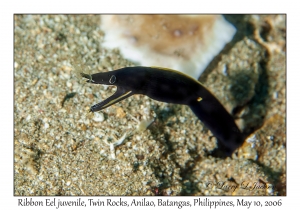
left=90, top=88, right=133, bottom=112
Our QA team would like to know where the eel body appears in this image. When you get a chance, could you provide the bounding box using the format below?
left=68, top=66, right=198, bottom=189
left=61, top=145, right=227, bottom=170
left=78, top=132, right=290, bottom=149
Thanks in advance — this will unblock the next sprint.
left=81, top=66, right=245, bottom=155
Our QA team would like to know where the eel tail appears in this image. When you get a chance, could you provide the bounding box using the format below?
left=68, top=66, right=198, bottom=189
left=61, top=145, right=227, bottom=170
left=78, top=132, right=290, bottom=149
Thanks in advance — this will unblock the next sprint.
left=188, top=98, right=245, bottom=156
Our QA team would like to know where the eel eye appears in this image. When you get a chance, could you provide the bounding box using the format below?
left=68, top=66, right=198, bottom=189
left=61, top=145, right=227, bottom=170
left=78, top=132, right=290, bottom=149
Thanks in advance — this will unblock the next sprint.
left=109, top=75, right=116, bottom=84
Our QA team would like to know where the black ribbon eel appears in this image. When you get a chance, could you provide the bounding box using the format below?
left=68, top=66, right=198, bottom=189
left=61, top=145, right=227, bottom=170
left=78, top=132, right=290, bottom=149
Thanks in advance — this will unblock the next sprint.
left=81, top=66, right=245, bottom=155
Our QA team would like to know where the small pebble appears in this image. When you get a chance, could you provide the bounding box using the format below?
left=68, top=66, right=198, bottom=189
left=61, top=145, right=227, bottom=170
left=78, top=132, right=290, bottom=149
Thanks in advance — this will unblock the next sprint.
left=93, top=112, right=104, bottom=122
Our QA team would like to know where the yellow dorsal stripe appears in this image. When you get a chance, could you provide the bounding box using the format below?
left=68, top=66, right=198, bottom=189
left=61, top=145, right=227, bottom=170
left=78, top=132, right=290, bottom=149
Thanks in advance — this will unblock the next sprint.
left=149, top=66, right=204, bottom=86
